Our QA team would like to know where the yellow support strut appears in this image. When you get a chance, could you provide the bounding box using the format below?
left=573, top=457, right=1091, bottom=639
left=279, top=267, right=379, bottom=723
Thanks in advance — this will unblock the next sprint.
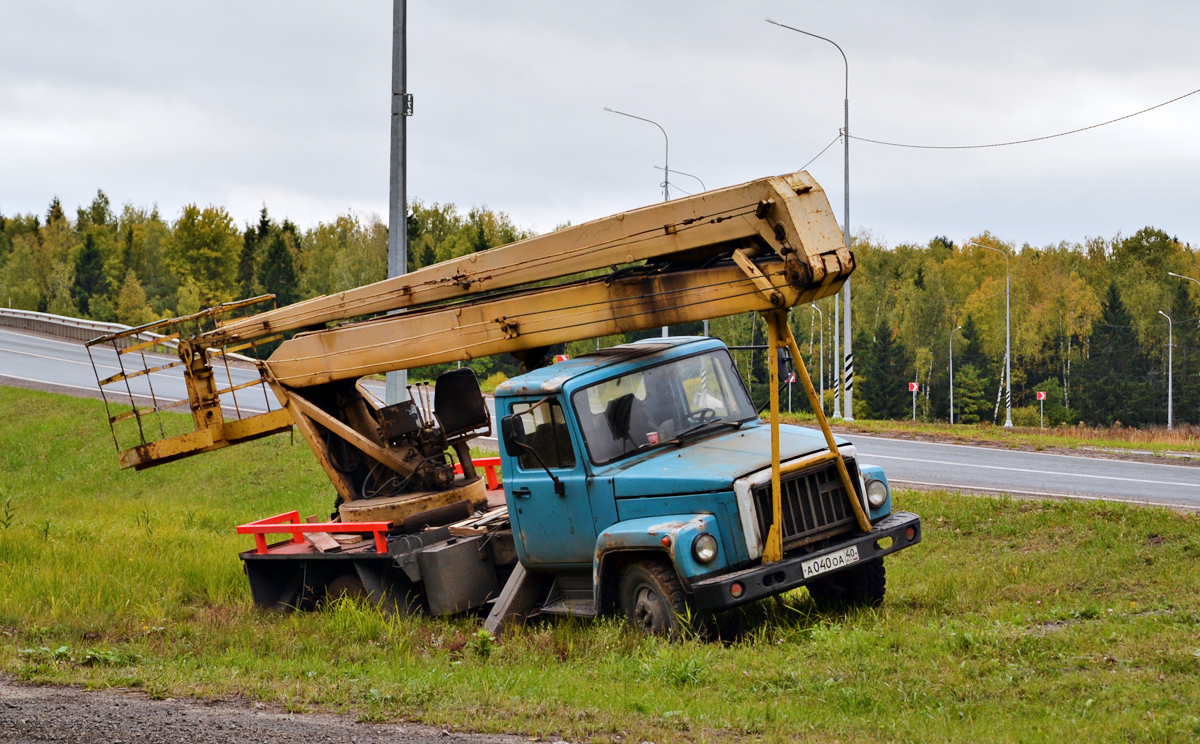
left=761, top=309, right=872, bottom=563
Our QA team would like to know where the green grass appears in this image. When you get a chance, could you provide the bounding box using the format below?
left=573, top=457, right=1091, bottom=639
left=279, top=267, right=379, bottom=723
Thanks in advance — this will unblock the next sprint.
left=2, top=387, right=1200, bottom=742
left=781, top=412, right=1200, bottom=455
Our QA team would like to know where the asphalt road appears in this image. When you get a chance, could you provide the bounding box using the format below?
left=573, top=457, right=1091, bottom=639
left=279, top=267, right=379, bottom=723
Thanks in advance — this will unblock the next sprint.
left=849, top=433, right=1200, bottom=510
left=3, top=327, right=1198, bottom=509
left=0, top=327, right=388, bottom=415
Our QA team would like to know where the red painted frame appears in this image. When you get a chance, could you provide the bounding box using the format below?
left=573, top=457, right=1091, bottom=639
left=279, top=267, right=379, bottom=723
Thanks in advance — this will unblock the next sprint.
left=455, top=456, right=502, bottom=490
left=236, top=510, right=391, bottom=555
left=237, top=460, right=502, bottom=555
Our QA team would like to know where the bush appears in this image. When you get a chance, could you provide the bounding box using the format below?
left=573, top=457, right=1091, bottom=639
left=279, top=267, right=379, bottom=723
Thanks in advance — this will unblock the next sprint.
left=1012, top=405, right=1041, bottom=428
left=481, top=371, right=508, bottom=394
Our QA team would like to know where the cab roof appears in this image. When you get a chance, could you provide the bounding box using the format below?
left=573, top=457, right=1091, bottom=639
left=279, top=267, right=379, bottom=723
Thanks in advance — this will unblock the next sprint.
left=494, top=336, right=727, bottom=397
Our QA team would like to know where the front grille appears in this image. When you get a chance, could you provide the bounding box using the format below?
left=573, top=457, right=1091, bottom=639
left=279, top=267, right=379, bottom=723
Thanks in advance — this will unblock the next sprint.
left=752, top=461, right=860, bottom=549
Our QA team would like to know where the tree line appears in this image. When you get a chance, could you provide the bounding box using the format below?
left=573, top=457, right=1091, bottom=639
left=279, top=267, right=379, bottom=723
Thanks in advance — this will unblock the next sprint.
left=1, top=191, right=1196, bottom=427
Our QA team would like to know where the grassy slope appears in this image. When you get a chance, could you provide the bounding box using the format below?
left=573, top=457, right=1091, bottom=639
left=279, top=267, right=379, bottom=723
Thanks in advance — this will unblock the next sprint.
left=2, top=388, right=1199, bottom=743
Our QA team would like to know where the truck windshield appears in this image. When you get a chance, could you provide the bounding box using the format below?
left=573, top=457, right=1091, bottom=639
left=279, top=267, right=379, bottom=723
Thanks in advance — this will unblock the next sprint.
left=571, top=350, right=755, bottom=465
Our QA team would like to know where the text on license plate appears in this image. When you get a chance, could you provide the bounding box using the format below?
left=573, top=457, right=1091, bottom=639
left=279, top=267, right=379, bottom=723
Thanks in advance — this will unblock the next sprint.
left=801, top=545, right=860, bottom=579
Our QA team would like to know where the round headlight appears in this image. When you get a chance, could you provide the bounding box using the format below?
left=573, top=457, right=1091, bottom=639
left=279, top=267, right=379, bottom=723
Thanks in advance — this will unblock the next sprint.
left=866, top=479, right=889, bottom=508
left=692, top=533, right=718, bottom=564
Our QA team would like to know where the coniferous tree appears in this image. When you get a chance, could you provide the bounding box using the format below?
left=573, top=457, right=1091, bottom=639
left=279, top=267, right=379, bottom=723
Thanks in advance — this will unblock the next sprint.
left=46, top=197, right=66, bottom=226
left=953, top=365, right=989, bottom=424
left=72, top=233, right=108, bottom=316
left=257, top=231, right=299, bottom=306
left=861, top=321, right=910, bottom=420
left=957, top=314, right=993, bottom=384
left=1077, top=284, right=1159, bottom=425
left=237, top=224, right=259, bottom=299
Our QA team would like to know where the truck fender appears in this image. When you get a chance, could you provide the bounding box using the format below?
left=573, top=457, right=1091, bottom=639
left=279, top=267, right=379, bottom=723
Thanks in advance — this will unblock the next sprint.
left=592, top=514, right=726, bottom=612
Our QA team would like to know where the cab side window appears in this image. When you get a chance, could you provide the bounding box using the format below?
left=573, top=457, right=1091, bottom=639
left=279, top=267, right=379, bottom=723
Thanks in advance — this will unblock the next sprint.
left=511, top=399, right=576, bottom=470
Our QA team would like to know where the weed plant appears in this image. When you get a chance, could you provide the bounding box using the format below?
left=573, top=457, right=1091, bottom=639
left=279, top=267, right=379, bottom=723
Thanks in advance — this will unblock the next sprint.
left=2, top=388, right=1199, bottom=742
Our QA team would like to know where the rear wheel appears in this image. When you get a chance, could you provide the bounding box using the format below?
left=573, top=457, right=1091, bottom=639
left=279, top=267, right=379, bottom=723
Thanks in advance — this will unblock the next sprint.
left=806, top=557, right=886, bottom=610
left=618, top=560, right=688, bottom=637
left=325, top=573, right=370, bottom=603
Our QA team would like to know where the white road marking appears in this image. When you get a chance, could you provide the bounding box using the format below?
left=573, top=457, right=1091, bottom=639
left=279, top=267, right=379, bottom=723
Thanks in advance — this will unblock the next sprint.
left=890, top=478, right=1198, bottom=511
left=0, top=344, right=261, bottom=386
left=0, top=372, right=117, bottom=395
left=852, top=431, right=1200, bottom=472
left=0, top=373, right=269, bottom=414
left=864, top=452, right=1200, bottom=489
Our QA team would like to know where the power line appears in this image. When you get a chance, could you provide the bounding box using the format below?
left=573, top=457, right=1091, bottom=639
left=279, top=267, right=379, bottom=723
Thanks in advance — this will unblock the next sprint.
left=850, top=86, right=1200, bottom=150
left=800, top=133, right=842, bottom=170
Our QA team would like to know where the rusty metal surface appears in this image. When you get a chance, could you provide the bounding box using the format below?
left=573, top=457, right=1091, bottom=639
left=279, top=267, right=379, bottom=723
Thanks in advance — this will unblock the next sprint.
left=265, top=258, right=842, bottom=388
left=83, top=295, right=286, bottom=468
left=205, top=171, right=846, bottom=346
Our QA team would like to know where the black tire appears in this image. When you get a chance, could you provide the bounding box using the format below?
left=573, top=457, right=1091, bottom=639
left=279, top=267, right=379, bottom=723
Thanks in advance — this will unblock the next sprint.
left=806, top=557, right=886, bottom=610
left=325, top=573, right=370, bottom=603
left=618, top=559, right=689, bottom=637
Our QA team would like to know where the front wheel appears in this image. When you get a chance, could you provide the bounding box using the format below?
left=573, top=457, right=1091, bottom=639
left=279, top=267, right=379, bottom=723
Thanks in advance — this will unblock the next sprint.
left=806, top=557, right=886, bottom=610
left=618, top=560, right=688, bottom=637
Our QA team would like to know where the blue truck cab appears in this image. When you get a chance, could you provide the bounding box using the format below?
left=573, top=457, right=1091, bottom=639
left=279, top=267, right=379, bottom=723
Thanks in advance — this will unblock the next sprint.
left=495, top=337, right=922, bottom=633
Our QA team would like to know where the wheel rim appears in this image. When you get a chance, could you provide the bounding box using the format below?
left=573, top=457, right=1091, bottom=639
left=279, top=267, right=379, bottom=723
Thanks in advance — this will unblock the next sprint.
left=632, top=584, right=665, bottom=630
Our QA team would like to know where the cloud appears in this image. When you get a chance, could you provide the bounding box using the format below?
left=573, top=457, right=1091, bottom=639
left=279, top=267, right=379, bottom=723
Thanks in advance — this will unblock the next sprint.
left=2, top=0, right=1198, bottom=246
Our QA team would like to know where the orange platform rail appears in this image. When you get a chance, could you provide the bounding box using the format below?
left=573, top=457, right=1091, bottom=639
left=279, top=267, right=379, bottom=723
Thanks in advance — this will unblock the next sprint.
left=236, top=510, right=391, bottom=555
left=455, top=456, right=502, bottom=490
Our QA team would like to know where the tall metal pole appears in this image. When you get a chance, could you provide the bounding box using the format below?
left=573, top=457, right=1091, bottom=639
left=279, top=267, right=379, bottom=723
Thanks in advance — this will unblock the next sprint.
left=385, top=0, right=409, bottom=405
left=604, top=107, right=670, bottom=337
left=842, top=92, right=853, bottom=421
left=767, top=19, right=852, bottom=420
left=950, top=325, right=962, bottom=424
left=975, top=243, right=1013, bottom=428
left=833, top=292, right=841, bottom=418
left=1160, top=310, right=1173, bottom=429
left=1168, top=272, right=1200, bottom=327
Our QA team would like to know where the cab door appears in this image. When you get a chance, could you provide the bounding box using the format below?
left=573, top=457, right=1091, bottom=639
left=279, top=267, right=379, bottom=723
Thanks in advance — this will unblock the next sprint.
left=502, top=397, right=596, bottom=568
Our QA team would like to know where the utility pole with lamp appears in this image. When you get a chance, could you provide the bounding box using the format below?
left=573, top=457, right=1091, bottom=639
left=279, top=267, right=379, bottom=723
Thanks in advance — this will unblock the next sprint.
left=385, top=0, right=413, bottom=405
left=605, top=107, right=671, bottom=338
left=1159, top=310, right=1174, bottom=430
left=767, top=18, right=853, bottom=420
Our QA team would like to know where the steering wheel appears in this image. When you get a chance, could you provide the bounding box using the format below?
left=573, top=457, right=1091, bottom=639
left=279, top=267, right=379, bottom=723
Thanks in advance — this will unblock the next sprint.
left=684, top=408, right=718, bottom=426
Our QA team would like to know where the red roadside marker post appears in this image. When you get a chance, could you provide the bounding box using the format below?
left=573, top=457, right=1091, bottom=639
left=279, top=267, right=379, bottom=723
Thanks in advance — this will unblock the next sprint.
left=909, top=382, right=919, bottom=420
left=1036, top=390, right=1046, bottom=428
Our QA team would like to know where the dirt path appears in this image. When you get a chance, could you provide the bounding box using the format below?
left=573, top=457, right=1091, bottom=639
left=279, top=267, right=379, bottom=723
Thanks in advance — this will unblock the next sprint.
left=0, top=677, right=533, bottom=744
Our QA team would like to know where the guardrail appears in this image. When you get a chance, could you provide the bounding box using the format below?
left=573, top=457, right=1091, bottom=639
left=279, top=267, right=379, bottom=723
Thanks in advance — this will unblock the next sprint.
left=0, top=308, right=255, bottom=363
left=0, top=308, right=175, bottom=350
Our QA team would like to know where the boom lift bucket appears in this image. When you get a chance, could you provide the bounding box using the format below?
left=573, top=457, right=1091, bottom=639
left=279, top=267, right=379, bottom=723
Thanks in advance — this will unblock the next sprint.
left=85, top=296, right=293, bottom=470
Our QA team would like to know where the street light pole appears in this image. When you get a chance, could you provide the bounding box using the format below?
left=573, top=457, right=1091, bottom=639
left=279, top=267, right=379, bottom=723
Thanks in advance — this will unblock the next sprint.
left=1168, top=272, right=1200, bottom=326
left=972, top=242, right=1013, bottom=428
left=654, top=166, right=703, bottom=193
left=950, top=325, right=962, bottom=424
left=766, top=18, right=853, bottom=420
left=653, top=165, right=710, bottom=336
left=385, top=0, right=411, bottom=405
left=605, top=106, right=671, bottom=337
left=1159, top=310, right=1174, bottom=430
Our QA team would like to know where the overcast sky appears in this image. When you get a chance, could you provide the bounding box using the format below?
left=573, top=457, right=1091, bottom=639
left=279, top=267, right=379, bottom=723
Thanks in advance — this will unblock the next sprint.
left=2, top=1, right=1198, bottom=249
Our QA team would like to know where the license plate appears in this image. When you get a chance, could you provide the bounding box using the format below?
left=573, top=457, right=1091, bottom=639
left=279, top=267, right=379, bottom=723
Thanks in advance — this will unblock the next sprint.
left=801, top=545, right=860, bottom=579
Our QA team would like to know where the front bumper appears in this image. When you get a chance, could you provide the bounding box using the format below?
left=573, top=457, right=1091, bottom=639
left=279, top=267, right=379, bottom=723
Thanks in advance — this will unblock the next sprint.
left=690, top=511, right=921, bottom=610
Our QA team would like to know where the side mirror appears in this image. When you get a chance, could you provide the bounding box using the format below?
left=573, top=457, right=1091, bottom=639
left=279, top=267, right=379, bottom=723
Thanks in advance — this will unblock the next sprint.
left=500, top=414, right=526, bottom=453
left=777, top=348, right=792, bottom=379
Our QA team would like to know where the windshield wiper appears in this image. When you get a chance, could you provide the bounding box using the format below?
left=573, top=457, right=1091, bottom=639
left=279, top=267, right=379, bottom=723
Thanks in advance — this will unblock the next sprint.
left=664, top=419, right=741, bottom=446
